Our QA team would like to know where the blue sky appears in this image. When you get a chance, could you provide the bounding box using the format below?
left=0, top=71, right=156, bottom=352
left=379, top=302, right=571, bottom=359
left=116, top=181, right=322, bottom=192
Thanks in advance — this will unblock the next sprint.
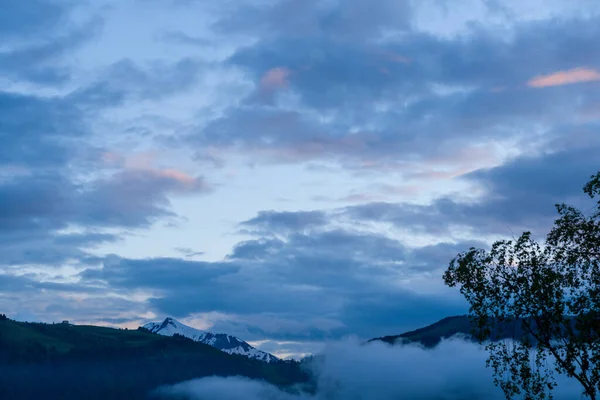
left=1, top=0, right=600, bottom=358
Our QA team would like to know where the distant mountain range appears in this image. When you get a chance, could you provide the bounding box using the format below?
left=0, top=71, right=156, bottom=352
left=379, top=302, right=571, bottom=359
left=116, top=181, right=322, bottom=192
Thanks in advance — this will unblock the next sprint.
left=142, top=317, right=279, bottom=363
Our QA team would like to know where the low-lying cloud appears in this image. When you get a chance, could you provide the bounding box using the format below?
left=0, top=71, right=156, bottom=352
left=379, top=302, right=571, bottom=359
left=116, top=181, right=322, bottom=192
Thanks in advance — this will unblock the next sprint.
left=155, top=376, right=302, bottom=400
left=154, top=338, right=584, bottom=400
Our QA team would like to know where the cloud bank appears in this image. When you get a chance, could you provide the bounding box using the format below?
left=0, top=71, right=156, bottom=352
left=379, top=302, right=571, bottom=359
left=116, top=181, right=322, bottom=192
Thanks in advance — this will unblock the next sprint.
left=155, top=338, right=585, bottom=400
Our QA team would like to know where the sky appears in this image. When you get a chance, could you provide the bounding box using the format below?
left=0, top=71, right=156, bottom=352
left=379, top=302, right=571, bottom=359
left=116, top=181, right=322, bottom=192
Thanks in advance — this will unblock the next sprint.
left=1, top=0, right=600, bottom=358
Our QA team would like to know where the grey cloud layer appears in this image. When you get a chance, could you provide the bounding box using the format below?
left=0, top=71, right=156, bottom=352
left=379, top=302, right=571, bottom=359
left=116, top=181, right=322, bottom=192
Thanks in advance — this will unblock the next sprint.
left=0, top=1, right=212, bottom=267
left=340, top=142, right=600, bottom=240
left=215, top=0, right=412, bottom=41
left=237, top=140, right=600, bottom=242
left=0, top=0, right=102, bottom=84
left=77, top=227, right=469, bottom=340
left=186, top=10, right=600, bottom=169
left=0, top=0, right=68, bottom=39
left=0, top=88, right=209, bottom=266
left=13, top=139, right=594, bottom=338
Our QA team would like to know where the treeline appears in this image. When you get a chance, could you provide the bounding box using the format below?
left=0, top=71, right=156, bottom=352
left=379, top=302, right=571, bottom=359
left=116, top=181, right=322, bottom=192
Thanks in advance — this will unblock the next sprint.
left=0, top=325, right=210, bottom=365
left=0, top=356, right=310, bottom=400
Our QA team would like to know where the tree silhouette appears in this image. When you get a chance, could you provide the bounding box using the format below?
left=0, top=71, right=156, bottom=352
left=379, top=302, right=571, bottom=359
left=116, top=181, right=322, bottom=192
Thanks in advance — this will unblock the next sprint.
left=444, top=171, right=600, bottom=400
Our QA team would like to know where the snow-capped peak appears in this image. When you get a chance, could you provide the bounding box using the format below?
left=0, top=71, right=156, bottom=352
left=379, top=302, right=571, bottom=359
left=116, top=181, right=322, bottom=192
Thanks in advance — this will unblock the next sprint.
left=142, top=318, right=278, bottom=363
left=144, top=317, right=209, bottom=341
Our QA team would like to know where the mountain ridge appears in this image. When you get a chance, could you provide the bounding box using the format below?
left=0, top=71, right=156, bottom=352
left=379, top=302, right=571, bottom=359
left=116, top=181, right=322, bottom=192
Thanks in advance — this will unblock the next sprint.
left=368, top=314, right=568, bottom=347
left=142, top=317, right=279, bottom=363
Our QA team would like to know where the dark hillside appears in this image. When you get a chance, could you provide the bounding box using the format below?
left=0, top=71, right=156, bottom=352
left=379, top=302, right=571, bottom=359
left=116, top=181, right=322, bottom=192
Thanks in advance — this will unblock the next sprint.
left=369, top=315, right=535, bottom=347
left=0, top=318, right=309, bottom=400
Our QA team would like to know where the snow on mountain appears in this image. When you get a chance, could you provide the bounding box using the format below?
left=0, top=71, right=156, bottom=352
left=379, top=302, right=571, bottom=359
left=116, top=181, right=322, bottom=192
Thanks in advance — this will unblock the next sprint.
left=142, top=317, right=278, bottom=363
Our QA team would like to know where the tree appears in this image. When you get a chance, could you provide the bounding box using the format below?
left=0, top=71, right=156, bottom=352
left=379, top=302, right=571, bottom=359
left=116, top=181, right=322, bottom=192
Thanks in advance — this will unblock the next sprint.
left=444, top=172, right=600, bottom=400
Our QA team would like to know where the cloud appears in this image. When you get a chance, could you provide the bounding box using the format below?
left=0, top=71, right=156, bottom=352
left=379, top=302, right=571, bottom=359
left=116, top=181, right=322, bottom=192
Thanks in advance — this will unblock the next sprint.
left=376, top=50, right=410, bottom=64
left=14, top=101, right=598, bottom=340
left=0, top=88, right=109, bottom=265
left=251, top=66, right=294, bottom=103
left=82, top=255, right=237, bottom=290
left=73, top=141, right=599, bottom=342
left=0, top=57, right=210, bottom=268
left=0, top=154, right=210, bottom=267
left=0, top=0, right=102, bottom=85
left=0, top=0, right=67, bottom=39
left=0, top=92, right=85, bottom=168
left=239, top=210, right=330, bottom=235
left=159, top=30, right=212, bottom=47
left=0, top=8, right=222, bottom=331
left=260, top=67, right=292, bottom=90
left=343, top=141, right=600, bottom=239
left=246, top=339, right=325, bottom=360
left=98, top=58, right=206, bottom=101
left=225, top=15, right=600, bottom=105
left=2, top=0, right=600, bottom=359
left=155, top=376, right=305, bottom=400
left=184, top=14, right=600, bottom=174
left=78, top=226, right=467, bottom=341
left=0, top=269, right=153, bottom=326
left=0, top=279, right=152, bottom=326
left=75, top=167, right=210, bottom=228
left=0, top=230, right=118, bottom=267
left=528, top=67, right=600, bottom=88
left=155, top=338, right=584, bottom=400
left=174, top=247, right=205, bottom=258
left=215, top=0, right=413, bottom=41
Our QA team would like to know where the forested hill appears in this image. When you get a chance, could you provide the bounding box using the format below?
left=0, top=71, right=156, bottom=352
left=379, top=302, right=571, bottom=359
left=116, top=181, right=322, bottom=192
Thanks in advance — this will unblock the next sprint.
left=0, top=317, right=309, bottom=400
left=369, top=315, right=534, bottom=347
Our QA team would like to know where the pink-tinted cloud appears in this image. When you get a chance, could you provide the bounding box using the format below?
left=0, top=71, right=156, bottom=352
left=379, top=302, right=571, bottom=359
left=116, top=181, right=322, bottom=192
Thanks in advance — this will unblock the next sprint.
left=101, top=151, right=123, bottom=166
left=527, top=67, right=600, bottom=88
left=100, top=151, right=158, bottom=169
left=378, top=50, right=410, bottom=64
left=157, top=169, right=197, bottom=187
left=99, top=151, right=206, bottom=192
left=260, top=67, right=292, bottom=90
left=126, top=167, right=207, bottom=193
left=340, top=192, right=382, bottom=203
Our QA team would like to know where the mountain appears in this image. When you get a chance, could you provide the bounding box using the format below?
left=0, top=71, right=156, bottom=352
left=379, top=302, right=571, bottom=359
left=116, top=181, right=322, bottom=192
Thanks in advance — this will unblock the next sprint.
left=143, top=317, right=279, bottom=363
left=0, top=317, right=309, bottom=400
left=369, top=315, right=532, bottom=347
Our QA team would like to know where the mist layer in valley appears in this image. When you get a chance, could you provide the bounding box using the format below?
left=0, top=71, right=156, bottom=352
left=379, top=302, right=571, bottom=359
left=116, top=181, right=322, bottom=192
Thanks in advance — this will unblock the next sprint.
left=155, top=337, right=585, bottom=400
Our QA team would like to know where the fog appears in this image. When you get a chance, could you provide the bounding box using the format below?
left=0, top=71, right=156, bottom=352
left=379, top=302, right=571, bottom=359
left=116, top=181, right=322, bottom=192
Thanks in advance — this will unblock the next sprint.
left=156, top=338, right=586, bottom=400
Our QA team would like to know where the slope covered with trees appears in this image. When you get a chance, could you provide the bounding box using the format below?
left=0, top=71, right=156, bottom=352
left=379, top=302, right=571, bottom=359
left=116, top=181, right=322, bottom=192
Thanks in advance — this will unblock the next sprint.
left=370, top=315, right=527, bottom=347
left=369, top=315, right=574, bottom=347
left=0, top=318, right=310, bottom=400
